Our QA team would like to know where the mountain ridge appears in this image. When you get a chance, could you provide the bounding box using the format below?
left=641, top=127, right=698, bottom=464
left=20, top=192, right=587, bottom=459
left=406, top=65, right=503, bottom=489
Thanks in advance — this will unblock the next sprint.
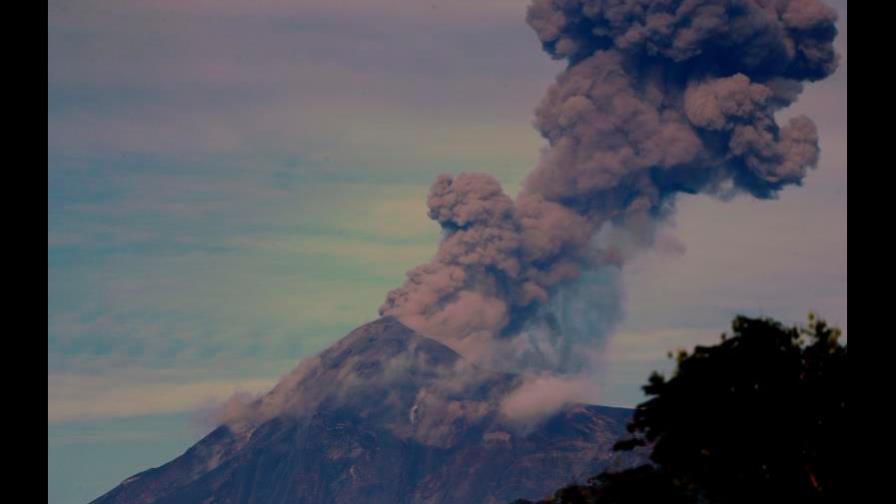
left=90, top=317, right=640, bottom=504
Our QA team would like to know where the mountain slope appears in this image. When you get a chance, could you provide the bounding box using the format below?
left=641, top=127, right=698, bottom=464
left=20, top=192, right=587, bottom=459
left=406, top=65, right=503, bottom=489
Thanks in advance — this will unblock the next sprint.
left=91, top=317, right=638, bottom=504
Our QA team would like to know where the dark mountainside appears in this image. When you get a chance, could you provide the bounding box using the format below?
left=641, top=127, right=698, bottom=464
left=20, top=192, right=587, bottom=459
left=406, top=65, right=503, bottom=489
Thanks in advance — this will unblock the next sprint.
left=91, top=317, right=640, bottom=504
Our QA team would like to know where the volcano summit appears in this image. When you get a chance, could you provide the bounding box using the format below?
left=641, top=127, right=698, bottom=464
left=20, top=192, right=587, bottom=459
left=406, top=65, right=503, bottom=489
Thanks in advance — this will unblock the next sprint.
left=91, top=317, right=637, bottom=504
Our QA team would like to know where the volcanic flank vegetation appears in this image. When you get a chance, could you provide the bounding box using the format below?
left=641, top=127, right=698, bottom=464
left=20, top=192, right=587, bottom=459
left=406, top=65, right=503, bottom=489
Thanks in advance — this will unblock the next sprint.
left=91, top=0, right=842, bottom=502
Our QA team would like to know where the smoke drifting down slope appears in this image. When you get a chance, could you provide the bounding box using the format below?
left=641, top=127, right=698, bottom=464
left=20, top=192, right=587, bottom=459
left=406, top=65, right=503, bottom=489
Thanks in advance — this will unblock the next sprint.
left=380, top=0, right=838, bottom=374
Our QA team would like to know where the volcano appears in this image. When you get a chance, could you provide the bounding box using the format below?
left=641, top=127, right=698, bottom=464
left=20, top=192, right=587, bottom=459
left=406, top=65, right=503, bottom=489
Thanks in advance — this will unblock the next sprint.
left=90, top=317, right=639, bottom=504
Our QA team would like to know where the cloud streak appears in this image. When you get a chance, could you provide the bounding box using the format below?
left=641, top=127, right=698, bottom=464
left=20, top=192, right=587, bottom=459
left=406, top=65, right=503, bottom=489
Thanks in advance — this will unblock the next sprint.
left=48, top=372, right=275, bottom=423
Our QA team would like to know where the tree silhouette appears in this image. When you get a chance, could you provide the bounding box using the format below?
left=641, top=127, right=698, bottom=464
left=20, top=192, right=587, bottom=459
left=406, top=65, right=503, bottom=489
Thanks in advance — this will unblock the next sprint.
left=514, top=314, right=847, bottom=504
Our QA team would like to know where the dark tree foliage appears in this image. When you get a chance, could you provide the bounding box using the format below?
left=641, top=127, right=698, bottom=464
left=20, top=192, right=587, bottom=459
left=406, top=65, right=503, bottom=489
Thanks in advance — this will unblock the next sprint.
left=514, top=314, right=847, bottom=504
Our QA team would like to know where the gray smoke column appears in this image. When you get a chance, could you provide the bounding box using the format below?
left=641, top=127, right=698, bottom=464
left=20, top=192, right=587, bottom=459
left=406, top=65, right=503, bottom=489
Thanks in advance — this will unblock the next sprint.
left=380, top=0, right=839, bottom=373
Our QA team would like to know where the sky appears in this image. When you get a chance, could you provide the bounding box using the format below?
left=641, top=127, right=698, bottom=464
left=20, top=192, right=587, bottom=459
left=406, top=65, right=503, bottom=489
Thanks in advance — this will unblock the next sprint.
left=48, top=1, right=847, bottom=503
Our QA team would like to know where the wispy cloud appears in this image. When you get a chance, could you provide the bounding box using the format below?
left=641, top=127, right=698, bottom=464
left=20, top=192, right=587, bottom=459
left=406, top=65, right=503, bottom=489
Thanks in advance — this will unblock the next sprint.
left=48, top=371, right=275, bottom=423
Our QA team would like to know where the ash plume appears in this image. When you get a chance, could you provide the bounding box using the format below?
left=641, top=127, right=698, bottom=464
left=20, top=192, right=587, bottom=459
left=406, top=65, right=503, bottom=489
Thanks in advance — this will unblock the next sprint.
left=380, top=0, right=839, bottom=373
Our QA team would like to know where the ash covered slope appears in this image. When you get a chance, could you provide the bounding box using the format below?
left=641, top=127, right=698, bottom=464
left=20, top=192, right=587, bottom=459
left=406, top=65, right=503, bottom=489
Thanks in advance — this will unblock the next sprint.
left=90, top=317, right=636, bottom=504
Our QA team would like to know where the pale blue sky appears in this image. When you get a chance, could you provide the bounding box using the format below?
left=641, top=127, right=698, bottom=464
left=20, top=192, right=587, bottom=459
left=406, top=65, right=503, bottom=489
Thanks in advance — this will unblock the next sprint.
left=48, top=1, right=846, bottom=502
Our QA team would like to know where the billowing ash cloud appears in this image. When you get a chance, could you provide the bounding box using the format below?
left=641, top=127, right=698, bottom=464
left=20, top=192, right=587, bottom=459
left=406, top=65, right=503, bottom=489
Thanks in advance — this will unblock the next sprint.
left=380, top=0, right=839, bottom=374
